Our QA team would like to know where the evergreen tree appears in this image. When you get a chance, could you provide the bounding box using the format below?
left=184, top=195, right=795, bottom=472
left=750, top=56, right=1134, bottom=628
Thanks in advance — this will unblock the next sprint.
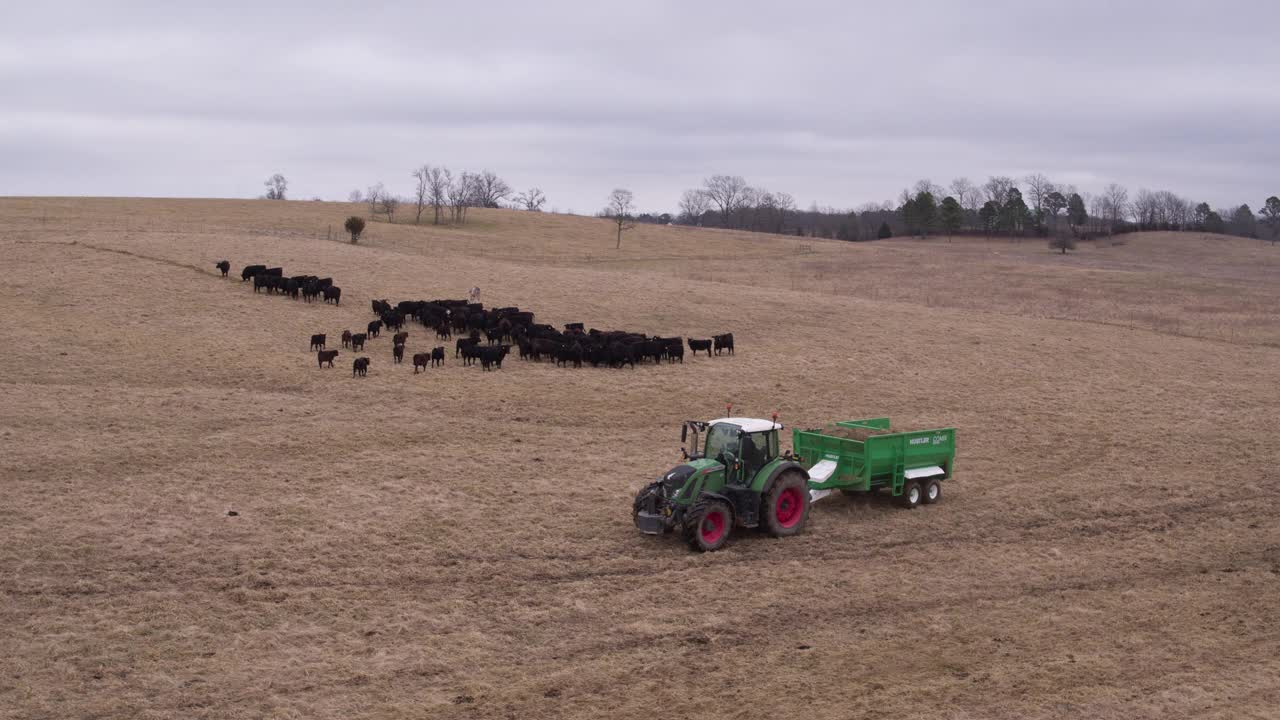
left=1260, top=196, right=1280, bottom=244
left=939, top=196, right=963, bottom=238
left=877, top=222, right=893, bottom=239
left=1231, top=204, right=1257, bottom=238
left=1000, top=188, right=1030, bottom=236
left=1205, top=211, right=1225, bottom=234
left=1194, top=202, right=1212, bottom=230
left=1067, top=193, right=1087, bottom=229
left=899, top=197, right=918, bottom=236
left=979, top=201, right=999, bottom=238
left=913, top=191, right=937, bottom=237
left=1044, top=191, right=1068, bottom=233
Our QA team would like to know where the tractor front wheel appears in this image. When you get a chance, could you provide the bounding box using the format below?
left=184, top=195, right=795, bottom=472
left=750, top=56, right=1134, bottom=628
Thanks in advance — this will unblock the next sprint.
left=684, top=499, right=733, bottom=552
left=763, top=471, right=810, bottom=537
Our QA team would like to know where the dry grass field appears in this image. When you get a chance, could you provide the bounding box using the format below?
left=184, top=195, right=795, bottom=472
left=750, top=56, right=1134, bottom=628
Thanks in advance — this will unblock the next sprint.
left=2, top=197, right=1279, bottom=720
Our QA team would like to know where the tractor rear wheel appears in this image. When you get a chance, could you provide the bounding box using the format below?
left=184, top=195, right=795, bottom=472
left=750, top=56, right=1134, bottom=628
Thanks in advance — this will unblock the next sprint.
left=763, top=471, right=810, bottom=537
left=684, top=499, right=732, bottom=552
left=921, top=479, right=942, bottom=505
left=898, top=481, right=922, bottom=509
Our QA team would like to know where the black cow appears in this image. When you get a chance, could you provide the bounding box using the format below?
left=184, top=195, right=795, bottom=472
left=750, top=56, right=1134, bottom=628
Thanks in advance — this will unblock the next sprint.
left=372, top=299, right=391, bottom=315
left=435, top=324, right=453, bottom=340
left=314, top=277, right=332, bottom=290
left=479, top=345, right=510, bottom=371
left=310, top=333, right=326, bottom=351
left=555, top=344, right=583, bottom=369
left=353, top=357, right=370, bottom=377
left=431, top=346, right=445, bottom=367
left=713, top=333, right=735, bottom=356
left=609, top=342, right=637, bottom=369
left=265, top=267, right=283, bottom=277
left=317, top=350, right=339, bottom=368
left=460, top=343, right=483, bottom=366
left=456, top=337, right=480, bottom=358
left=253, top=274, right=270, bottom=293
left=382, top=313, right=404, bottom=332
left=241, top=264, right=266, bottom=281
left=351, top=333, right=367, bottom=351
left=393, top=331, right=409, bottom=346
left=323, top=286, right=342, bottom=305
left=281, top=278, right=300, bottom=299
left=667, top=343, right=684, bottom=363
left=367, top=320, right=383, bottom=338
left=688, top=338, right=713, bottom=357
left=531, top=338, right=560, bottom=362
left=341, top=330, right=352, bottom=348
left=215, top=260, right=230, bottom=277
left=412, top=352, right=430, bottom=373
left=392, top=344, right=405, bottom=364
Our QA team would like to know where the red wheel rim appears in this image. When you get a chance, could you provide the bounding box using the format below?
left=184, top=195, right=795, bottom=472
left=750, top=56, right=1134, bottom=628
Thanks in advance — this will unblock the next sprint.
left=700, top=510, right=726, bottom=544
left=776, top=487, right=804, bottom=528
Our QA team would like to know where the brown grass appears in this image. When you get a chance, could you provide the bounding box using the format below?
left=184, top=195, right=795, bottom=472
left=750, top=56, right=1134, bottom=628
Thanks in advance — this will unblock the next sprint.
left=2, top=197, right=1278, bottom=720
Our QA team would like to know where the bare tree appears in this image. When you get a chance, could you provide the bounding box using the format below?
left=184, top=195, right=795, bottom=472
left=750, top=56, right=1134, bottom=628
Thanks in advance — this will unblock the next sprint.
left=262, top=173, right=287, bottom=200
left=739, top=185, right=764, bottom=230
left=426, top=167, right=449, bottom=224
left=382, top=194, right=400, bottom=223
left=702, top=175, right=750, bottom=227
left=984, top=176, right=1017, bottom=205
left=447, top=171, right=475, bottom=224
left=950, top=177, right=983, bottom=221
left=1088, top=194, right=1107, bottom=233
left=411, top=166, right=431, bottom=223
left=1102, top=183, right=1129, bottom=234
left=471, top=170, right=512, bottom=208
left=347, top=189, right=364, bottom=203
left=605, top=188, right=636, bottom=249
left=678, top=189, right=711, bottom=225
left=366, top=182, right=386, bottom=219
left=773, top=191, right=796, bottom=233
left=1024, top=173, right=1055, bottom=218
left=913, top=179, right=944, bottom=198
left=514, top=187, right=546, bottom=211
left=1131, top=188, right=1158, bottom=227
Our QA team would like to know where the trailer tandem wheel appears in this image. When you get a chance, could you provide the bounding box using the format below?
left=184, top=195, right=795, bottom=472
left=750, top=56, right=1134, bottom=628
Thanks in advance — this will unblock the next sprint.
left=898, top=481, right=922, bottom=509
left=922, top=478, right=942, bottom=504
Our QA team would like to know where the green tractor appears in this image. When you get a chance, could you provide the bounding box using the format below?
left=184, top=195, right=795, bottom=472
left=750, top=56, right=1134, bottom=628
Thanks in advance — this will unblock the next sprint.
left=632, top=416, right=811, bottom=551
left=633, top=416, right=958, bottom=551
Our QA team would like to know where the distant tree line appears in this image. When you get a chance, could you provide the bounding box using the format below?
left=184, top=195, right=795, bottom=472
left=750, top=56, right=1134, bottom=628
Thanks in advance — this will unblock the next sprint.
left=654, top=173, right=1278, bottom=244
left=266, top=169, right=1277, bottom=245
left=346, top=168, right=546, bottom=226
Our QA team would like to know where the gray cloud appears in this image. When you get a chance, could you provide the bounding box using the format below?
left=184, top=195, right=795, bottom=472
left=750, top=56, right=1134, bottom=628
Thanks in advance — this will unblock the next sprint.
left=2, top=0, right=1276, bottom=211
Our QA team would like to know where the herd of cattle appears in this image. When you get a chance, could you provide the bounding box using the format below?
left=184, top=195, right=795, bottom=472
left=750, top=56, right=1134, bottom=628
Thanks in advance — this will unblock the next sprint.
left=218, top=260, right=343, bottom=305
left=219, top=261, right=735, bottom=378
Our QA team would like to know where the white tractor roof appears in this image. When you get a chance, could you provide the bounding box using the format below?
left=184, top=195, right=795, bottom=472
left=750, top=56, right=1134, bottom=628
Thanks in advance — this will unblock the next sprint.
left=708, top=417, right=783, bottom=433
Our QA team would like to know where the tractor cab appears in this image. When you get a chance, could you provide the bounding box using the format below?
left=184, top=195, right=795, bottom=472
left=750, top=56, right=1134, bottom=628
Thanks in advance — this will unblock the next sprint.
left=685, top=418, right=781, bottom=485
left=636, top=416, right=810, bottom=550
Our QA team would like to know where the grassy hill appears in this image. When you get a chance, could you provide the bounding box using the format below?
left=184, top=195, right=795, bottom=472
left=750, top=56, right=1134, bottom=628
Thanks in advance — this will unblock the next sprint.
left=2, top=197, right=1278, bottom=719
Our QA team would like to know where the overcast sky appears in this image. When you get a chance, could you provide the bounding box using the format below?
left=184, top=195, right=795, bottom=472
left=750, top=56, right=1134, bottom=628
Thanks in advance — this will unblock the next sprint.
left=2, top=1, right=1276, bottom=213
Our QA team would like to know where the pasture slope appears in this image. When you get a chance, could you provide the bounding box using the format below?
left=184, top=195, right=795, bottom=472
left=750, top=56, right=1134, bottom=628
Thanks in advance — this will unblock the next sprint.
left=1, top=197, right=1278, bottom=720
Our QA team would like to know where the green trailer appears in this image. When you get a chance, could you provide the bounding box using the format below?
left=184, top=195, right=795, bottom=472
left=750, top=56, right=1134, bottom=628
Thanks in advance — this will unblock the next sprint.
left=633, top=416, right=957, bottom=551
left=792, top=418, right=956, bottom=506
